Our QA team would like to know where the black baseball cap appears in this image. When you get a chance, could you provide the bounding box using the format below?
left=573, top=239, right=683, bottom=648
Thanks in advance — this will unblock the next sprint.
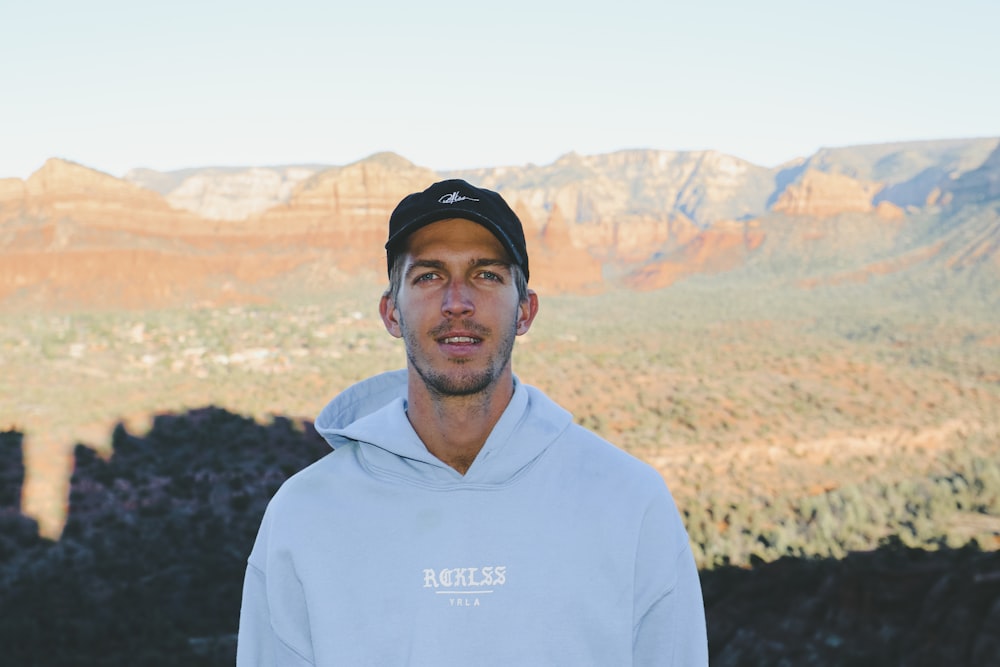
left=385, top=179, right=529, bottom=281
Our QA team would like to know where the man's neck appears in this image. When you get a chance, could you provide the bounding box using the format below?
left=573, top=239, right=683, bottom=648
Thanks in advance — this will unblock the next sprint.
left=405, top=374, right=514, bottom=475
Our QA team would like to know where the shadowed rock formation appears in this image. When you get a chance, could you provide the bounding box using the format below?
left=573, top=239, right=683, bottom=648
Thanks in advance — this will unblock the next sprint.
left=0, top=411, right=328, bottom=665
left=0, top=414, right=998, bottom=665
left=0, top=431, right=47, bottom=565
left=703, top=542, right=1000, bottom=666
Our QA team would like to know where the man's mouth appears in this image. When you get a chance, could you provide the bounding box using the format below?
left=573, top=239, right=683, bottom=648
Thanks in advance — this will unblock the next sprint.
left=440, top=336, right=481, bottom=344
left=432, top=321, right=489, bottom=347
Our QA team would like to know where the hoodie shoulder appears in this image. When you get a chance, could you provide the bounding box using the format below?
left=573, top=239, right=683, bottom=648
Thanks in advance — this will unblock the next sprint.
left=315, top=370, right=408, bottom=445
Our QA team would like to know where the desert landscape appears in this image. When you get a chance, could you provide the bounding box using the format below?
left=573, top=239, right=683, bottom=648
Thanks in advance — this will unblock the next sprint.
left=1, top=138, right=999, bottom=664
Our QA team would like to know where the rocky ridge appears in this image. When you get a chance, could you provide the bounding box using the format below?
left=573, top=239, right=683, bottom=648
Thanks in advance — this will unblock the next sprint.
left=128, top=165, right=320, bottom=221
left=944, top=143, right=1000, bottom=208
left=1, top=138, right=998, bottom=310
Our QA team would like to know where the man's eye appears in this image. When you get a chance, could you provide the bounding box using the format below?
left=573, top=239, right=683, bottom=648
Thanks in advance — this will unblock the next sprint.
left=414, top=273, right=438, bottom=283
left=479, top=271, right=503, bottom=282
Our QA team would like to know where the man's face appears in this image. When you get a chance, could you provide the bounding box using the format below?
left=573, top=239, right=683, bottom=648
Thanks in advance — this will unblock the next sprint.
left=380, top=218, right=537, bottom=397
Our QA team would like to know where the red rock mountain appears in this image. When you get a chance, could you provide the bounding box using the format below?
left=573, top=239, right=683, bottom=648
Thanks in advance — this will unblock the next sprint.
left=0, top=160, right=297, bottom=309
left=772, top=169, right=884, bottom=218
left=2, top=138, right=999, bottom=310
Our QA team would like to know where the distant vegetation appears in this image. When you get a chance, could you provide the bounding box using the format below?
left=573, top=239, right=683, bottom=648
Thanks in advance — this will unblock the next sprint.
left=3, top=279, right=997, bottom=548
left=1, top=277, right=998, bottom=664
left=686, top=442, right=1000, bottom=568
left=0, top=414, right=329, bottom=666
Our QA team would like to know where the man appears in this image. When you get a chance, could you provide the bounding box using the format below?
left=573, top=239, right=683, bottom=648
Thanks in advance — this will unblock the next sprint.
left=237, top=179, right=708, bottom=665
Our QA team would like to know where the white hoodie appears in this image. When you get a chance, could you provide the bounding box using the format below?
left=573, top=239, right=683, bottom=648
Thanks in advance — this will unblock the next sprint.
left=237, top=370, right=707, bottom=666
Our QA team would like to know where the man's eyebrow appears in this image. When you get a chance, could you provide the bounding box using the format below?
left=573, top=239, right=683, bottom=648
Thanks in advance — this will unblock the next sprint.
left=405, top=259, right=447, bottom=277
left=469, top=258, right=512, bottom=270
left=405, top=257, right=511, bottom=278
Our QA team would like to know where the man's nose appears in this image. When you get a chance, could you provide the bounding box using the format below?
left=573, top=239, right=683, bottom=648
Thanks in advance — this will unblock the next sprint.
left=441, top=279, right=474, bottom=317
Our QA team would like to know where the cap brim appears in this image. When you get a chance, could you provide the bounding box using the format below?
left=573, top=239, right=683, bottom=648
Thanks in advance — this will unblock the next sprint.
left=385, top=209, right=525, bottom=268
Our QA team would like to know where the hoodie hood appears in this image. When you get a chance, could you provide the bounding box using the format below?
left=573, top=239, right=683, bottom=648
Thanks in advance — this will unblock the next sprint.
left=314, top=369, right=573, bottom=487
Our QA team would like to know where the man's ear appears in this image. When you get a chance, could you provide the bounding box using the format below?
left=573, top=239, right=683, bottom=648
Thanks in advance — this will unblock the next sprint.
left=516, top=289, right=539, bottom=336
left=379, top=293, right=403, bottom=338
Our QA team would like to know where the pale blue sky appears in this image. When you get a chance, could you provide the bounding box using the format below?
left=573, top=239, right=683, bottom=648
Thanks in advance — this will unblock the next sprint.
left=2, top=0, right=998, bottom=179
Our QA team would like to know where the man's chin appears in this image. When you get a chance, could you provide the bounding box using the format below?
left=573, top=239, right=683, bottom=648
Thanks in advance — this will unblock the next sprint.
left=416, top=367, right=497, bottom=398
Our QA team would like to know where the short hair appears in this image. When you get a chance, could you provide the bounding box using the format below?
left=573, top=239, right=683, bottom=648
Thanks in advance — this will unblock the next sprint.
left=384, top=252, right=529, bottom=305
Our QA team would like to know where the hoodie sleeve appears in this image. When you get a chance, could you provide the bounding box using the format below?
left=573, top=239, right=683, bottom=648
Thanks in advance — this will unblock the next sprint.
left=237, top=504, right=316, bottom=667
left=237, top=562, right=277, bottom=666
left=632, top=490, right=708, bottom=666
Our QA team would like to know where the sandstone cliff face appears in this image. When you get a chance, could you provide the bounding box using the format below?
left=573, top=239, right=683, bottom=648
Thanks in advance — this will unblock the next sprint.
left=771, top=169, right=881, bottom=218
left=453, top=149, right=775, bottom=258
left=7, top=158, right=201, bottom=233
left=0, top=179, right=25, bottom=223
left=116, top=139, right=1000, bottom=230
left=3, top=139, right=999, bottom=310
left=165, top=166, right=318, bottom=221
left=0, top=160, right=309, bottom=309
left=798, top=138, right=1000, bottom=212
left=254, top=152, right=439, bottom=274
left=109, top=140, right=1000, bottom=263
left=805, top=138, right=999, bottom=184
left=127, top=165, right=322, bottom=221
left=943, top=143, right=1000, bottom=208
left=624, top=220, right=764, bottom=290
left=254, top=153, right=606, bottom=291
left=874, top=200, right=905, bottom=220
left=275, top=153, right=433, bottom=224
left=528, top=204, right=604, bottom=292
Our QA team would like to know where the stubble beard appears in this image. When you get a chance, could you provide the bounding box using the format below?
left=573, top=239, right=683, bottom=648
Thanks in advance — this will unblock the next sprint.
left=400, top=314, right=518, bottom=398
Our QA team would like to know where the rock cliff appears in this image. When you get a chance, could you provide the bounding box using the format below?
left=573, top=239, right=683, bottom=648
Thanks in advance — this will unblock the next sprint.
left=0, top=178, right=25, bottom=219
left=624, top=219, right=765, bottom=290
left=2, top=138, right=999, bottom=310
left=13, top=158, right=197, bottom=232
left=252, top=153, right=440, bottom=275
left=450, top=149, right=774, bottom=257
left=770, top=169, right=881, bottom=218
left=944, top=143, right=1000, bottom=208
left=165, top=166, right=318, bottom=221
left=0, top=160, right=303, bottom=309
